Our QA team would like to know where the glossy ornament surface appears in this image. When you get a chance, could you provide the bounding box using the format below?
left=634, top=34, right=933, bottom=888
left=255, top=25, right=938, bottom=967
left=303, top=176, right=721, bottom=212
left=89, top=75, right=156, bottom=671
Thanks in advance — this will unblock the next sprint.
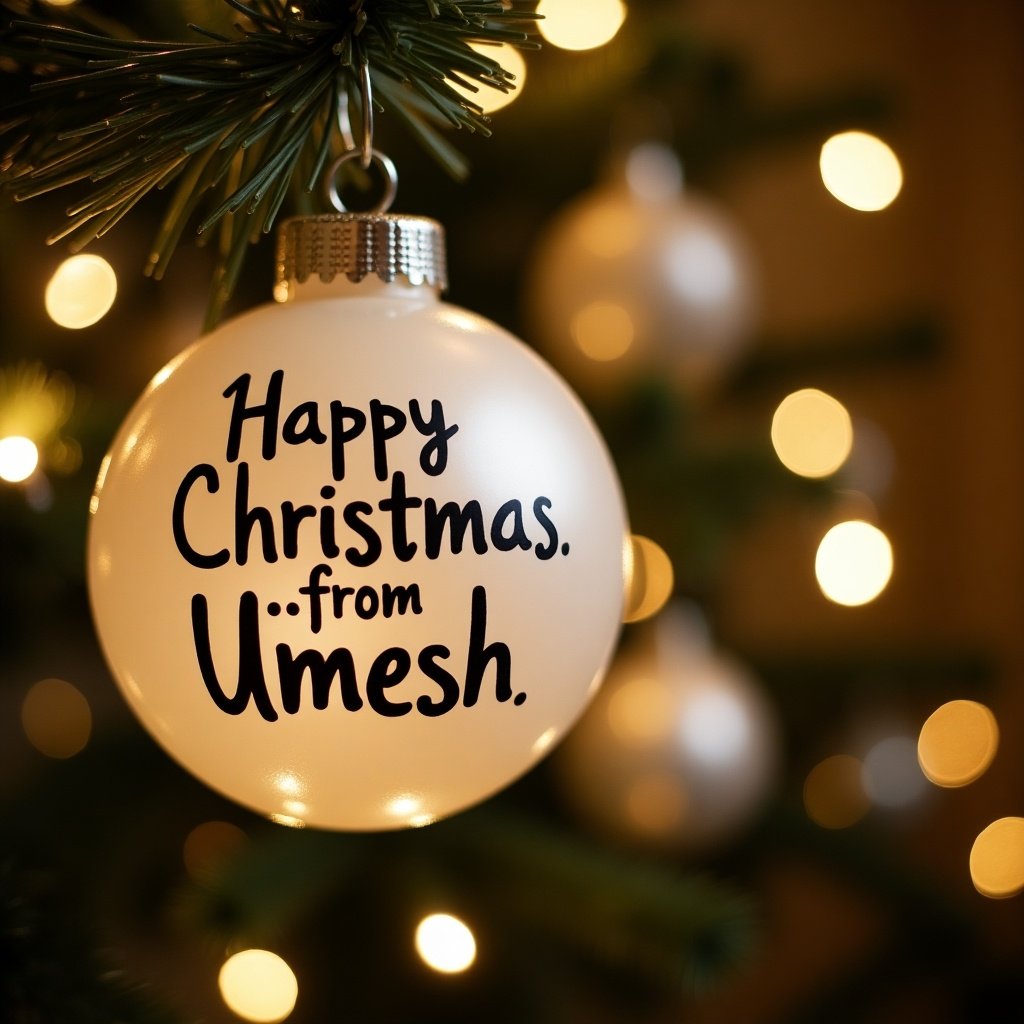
left=528, top=144, right=757, bottom=399
left=558, top=604, right=778, bottom=850
left=89, top=218, right=627, bottom=830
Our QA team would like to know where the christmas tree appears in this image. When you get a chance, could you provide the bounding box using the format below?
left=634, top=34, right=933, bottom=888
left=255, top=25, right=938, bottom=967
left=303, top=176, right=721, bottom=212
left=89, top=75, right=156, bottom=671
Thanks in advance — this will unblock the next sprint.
left=3, top=1, right=1023, bottom=1021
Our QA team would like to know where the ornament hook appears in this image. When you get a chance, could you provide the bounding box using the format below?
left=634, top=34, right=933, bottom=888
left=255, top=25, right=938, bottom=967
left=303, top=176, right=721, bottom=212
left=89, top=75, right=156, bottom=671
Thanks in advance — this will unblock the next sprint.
left=336, top=84, right=356, bottom=153
left=336, top=68, right=374, bottom=168
left=324, top=149, right=399, bottom=214
left=359, top=62, right=374, bottom=170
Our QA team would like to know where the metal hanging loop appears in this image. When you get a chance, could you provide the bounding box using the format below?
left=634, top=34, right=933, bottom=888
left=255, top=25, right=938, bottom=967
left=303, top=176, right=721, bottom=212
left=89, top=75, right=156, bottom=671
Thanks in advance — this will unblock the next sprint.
left=324, top=149, right=399, bottom=214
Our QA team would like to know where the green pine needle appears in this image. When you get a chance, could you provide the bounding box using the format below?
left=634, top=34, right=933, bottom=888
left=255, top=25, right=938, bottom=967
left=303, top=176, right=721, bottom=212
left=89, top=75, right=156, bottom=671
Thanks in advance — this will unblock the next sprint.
left=0, top=0, right=539, bottom=324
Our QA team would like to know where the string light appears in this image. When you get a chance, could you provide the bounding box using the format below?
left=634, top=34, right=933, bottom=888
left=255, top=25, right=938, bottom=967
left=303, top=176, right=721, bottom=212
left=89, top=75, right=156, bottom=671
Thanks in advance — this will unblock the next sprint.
left=0, top=436, right=40, bottom=483
left=970, top=818, right=1024, bottom=899
left=771, top=388, right=853, bottom=478
left=918, top=700, right=999, bottom=788
left=45, top=254, right=118, bottom=329
left=21, top=678, right=92, bottom=759
left=219, top=950, right=298, bottom=1023
left=536, top=0, right=627, bottom=52
left=0, top=364, right=75, bottom=478
left=415, top=913, right=477, bottom=974
left=623, top=534, right=674, bottom=623
left=819, top=131, right=903, bottom=212
left=450, top=43, right=527, bottom=114
left=803, top=754, right=870, bottom=829
left=814, top=520, right=893, bottom=606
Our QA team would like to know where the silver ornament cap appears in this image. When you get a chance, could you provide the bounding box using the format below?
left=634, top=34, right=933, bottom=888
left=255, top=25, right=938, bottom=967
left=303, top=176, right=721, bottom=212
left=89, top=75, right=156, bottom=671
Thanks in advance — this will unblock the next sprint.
left=275, top=213, right=448, bottom=300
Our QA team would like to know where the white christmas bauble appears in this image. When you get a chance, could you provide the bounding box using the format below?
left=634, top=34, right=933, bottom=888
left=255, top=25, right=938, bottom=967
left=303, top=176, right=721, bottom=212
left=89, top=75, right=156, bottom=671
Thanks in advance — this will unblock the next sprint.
left=557, top=604, right=778, bottom=851
left=527, top=144, right=757, bottom=398
left=88, top=215, right=627, bottom=831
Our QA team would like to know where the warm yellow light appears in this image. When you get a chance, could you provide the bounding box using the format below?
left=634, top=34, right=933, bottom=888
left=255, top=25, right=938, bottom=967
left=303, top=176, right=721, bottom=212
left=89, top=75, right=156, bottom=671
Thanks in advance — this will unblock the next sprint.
left=450, top=43, right=526, bottom=114
left=0, top=435, right=40, bottom=483
left=819, top=131, right=903, bottom=212
left=815, top=520, right=893, bottom=606
left=771, top=388, right=853, bottom=478
left=576, top=204, right=640, bottom=258
left=570, top=301, right=635, bottom=361
left=44, top=0, right=80, bottom=6
left=415, top=913, right=477, bottom=974
left=623, top=535, right=674, bottom=623
left=573, top=299, right=634, bottom=362
left=918, top=700, right=999, bottom=788
left=607, top=676, right=674, bottom=746
left=537, top=0, right=627, bottom=52
left=45, top=254, right=117, bottom=329
left=21, top=678, right=92, bottom=759
left=803, top=754, right=870, bottom=829
left=970, top=818, right=1024, bottom=899
left=183, top=821, right=248, bottom=882
left=219, top=950, right=298, bottom=1023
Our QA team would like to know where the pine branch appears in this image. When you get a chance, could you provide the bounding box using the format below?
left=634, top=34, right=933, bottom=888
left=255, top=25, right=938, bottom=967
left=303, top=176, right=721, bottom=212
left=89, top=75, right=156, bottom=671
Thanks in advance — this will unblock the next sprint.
left=0, top=859, right=185, bottom=1024
left=178, top=806, right=756, bottom=995
left=0, top=0, right=539, bottom=323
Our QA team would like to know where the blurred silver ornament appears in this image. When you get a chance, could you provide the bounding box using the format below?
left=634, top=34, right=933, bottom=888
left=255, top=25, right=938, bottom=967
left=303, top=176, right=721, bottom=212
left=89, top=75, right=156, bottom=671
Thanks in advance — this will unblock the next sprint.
left=558, top=603, right=779, bottom=851
left=527, top=144, right=758, bottom=399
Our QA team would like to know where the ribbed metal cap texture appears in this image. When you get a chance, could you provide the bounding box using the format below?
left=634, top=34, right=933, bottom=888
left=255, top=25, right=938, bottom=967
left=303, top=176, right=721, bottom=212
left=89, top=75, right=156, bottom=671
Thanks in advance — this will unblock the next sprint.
left=275, top=213, right=447, bottom=295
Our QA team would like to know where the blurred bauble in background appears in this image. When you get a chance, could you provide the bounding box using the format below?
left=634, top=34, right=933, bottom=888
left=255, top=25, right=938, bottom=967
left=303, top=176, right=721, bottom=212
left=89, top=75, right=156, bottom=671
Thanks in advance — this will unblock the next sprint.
left=526, top=143, right=758, bottom=400
left=558, top=603, right=779, bottom=851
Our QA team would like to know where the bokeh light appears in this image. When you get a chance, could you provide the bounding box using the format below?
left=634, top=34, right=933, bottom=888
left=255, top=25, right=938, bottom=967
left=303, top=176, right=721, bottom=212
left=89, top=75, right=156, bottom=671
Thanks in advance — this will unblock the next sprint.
left=970, top=818, right=1024, bottom=899
left=624, top=143, right=683, bottom=203
left=45, top=254, right=118, bottom=329
left=536, top=0, right=626, bottom=52
left=0, top=435, right=40, bottom=483
left=804, top=754, right=870, bottom=829
left=21, top=678, right=92, bottom=759
left=680, top=689, right=753, bottom=769
left=450, top=43, right=526, bottom=114
left=862, top=736, right=927, bottom=809
left=606, top=675, right=674, bottom=746
left=623, top=534, right=675, bottom=623
left=219, top=949, right=298, bottom=1023
left=415, top=913, right=477, bottom=974
left=771, top=388, right=854, bottom=478
left=918, top=700, right=999, bottom=788
left=819, top=131, right=903, bottom=212
left=183, top=821, right=248, bottom=882
left=575, top=204, right=640, bottom=259
left=570, top=301, right=635, bottom=361
left=815, top=520, right=893, bottom=606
